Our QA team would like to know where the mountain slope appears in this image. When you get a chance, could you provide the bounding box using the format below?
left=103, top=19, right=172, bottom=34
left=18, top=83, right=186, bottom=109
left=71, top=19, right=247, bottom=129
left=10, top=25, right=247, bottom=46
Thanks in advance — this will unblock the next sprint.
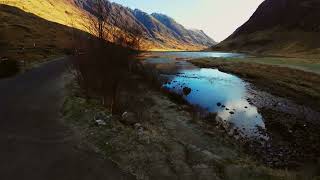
left=213, top=0, right=320, bottom=57
left=2, top=0, right=216, bottom=51
left=73, top=0, right=216, bottom=50
left=151, top=13, right=216, bottom=47
left=0, top=4, right=88, bottom=62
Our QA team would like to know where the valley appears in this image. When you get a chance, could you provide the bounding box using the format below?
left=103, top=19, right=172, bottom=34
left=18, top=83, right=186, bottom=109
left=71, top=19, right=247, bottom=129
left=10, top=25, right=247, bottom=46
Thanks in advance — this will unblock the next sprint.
left=0, top=0, right=320, bottom=180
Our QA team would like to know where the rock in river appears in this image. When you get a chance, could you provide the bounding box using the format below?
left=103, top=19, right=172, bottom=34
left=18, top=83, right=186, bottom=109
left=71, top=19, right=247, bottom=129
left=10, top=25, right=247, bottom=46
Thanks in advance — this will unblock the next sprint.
left=183, top=87, right=192, bottom=96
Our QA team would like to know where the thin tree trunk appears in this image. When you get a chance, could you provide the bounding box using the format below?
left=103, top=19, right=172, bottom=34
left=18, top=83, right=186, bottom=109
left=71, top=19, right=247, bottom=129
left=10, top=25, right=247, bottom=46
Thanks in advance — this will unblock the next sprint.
left=111, top=80, right=119, bottom=114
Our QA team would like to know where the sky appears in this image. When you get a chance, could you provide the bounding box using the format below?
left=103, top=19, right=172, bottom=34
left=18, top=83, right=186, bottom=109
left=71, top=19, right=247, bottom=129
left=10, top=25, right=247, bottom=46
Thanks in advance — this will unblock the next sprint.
left=109, top=0, right=264, bottom=42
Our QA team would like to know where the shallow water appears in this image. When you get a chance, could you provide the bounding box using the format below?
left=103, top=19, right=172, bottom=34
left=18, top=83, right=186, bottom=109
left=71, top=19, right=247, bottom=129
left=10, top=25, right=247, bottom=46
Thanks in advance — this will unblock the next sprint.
left=141, top=52, right=267, bottom=140
left=147, top=51, right=246, bottom=59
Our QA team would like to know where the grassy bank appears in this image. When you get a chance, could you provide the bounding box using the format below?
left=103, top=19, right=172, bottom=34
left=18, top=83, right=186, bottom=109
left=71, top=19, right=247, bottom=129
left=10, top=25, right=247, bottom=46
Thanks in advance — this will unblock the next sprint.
left=208, top=56, right=320, bottom=74
left=190, top=57, right=320, bottom=112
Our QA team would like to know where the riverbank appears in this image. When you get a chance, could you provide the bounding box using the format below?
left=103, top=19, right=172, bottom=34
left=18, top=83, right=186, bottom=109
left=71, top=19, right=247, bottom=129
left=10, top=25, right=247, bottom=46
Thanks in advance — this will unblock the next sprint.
left=190, top=57, right=320, bottom=169
left=62, top=69, right=317, bottom=179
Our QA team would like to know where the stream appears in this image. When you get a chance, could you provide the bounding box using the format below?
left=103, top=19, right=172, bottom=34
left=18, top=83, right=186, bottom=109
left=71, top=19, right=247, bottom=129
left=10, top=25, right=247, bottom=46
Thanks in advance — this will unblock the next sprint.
left=140, top=51, right=267, bottom=140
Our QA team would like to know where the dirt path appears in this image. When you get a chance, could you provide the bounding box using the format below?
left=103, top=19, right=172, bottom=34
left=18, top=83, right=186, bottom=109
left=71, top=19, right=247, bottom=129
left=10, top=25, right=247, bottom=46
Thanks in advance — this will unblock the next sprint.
left=0, top=57, right=135, bottom=180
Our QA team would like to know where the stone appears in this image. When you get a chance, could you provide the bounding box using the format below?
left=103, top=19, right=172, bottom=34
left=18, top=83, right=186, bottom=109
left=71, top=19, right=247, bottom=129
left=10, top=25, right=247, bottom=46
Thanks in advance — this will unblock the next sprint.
left=93, top=112, right=111, bottom=126
left=181, top=105, right=190, bottom=110
left=134, top=123, right=142, bottom=129
left=95, top=119, right=107, bottom=126
left=121, top=112, right=139, bottom=125
left=183, top=87, right=192, bottom=96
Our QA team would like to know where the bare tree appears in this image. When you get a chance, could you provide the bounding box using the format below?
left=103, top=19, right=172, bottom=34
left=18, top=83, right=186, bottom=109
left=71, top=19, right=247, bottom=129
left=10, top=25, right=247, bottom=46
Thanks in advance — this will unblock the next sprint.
left=83, top=0, right=109, bottom=42
left=95, top=0, right=108, bottom=40
left=70, top=0, right=144, bottom=115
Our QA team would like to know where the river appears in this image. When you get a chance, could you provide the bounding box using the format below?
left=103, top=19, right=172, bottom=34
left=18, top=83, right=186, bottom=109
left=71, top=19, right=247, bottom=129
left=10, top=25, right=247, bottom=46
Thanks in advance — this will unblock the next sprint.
left=139, top=51, right=267, bottom=140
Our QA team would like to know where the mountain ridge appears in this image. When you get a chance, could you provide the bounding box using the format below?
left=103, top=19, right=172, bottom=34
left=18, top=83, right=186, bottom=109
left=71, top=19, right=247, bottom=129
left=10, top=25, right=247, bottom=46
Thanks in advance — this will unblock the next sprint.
left=2, top=0, right=216, bottom=50
left=73, top=0, right=217, bottom=50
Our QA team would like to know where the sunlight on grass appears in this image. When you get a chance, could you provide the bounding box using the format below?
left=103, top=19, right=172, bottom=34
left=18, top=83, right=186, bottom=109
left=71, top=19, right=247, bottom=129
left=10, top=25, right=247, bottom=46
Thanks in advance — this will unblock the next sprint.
left=3, top=0, right=87, bottom=30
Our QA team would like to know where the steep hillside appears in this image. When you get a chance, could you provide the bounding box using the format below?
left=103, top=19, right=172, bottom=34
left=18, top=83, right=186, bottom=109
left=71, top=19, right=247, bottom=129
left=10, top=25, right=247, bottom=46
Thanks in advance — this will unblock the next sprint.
left=0, top=4, right=85, bottom=62
left=213, top=0, right=320, bottom=57
left=2, top=0, right=216, bottom=51
left=151, top=13, right=216, bottom=47
left=73, top=0, right=216, bottom=50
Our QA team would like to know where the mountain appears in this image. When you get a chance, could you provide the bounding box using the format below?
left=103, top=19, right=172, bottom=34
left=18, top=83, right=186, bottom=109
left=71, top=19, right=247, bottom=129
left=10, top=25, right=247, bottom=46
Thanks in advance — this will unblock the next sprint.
left=212, top=0, right=320, bottom=57
left=150, top=13, right=216, bottom=47
left=2, top=0, right=216, bottom=51
left=73, top=0, right=217, bottom=50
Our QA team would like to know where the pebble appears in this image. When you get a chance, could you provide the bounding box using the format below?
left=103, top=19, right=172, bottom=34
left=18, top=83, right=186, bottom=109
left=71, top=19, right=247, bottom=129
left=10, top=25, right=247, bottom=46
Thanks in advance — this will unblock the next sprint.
left=95, top=119, right=106, bottom=126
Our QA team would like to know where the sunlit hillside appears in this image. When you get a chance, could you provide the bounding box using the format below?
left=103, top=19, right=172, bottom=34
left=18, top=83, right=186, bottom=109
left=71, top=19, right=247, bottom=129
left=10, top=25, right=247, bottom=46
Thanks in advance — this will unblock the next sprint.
left=0, top=4, right=86, bottom=62
left=2, top=0, right=213, bottom=51
left=2, top=0, right=154, bottom=50
left=3, top=0, right=87, bottom=30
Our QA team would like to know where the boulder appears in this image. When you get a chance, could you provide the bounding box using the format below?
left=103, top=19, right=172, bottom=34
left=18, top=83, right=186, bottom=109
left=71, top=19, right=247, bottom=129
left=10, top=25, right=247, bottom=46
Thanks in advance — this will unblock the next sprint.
left=93, top=112, right=110, bottom=126
left=95, top=119, right=107, bottom=126
left=183, top=87, right=192, bottom=96
left=121, top=112, right=139, bottom=125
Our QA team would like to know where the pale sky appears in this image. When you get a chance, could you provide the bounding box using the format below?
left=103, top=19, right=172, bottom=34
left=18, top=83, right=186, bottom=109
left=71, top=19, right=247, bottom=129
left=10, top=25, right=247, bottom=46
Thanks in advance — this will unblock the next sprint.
left=109, top=0, right=264, bottom=42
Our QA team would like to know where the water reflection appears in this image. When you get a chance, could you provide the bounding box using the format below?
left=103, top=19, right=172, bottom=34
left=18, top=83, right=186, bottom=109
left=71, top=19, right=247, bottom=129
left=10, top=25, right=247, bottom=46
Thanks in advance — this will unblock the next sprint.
left=163, top=68, right=266, bottom=139
left=146, top=51, right=246, bottom=59
left=142, top=52, right=267, bottom=140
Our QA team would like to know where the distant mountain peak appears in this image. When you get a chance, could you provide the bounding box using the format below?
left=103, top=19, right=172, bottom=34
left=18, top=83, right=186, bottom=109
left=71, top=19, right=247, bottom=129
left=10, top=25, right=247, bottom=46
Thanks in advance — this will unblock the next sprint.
left=151, top=13, right=173, bottom=19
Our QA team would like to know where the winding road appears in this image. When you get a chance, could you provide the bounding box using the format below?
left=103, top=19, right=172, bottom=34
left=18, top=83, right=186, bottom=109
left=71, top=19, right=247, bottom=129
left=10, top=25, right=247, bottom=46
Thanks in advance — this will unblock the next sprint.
left=0, top=57, right=135, bottom=180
